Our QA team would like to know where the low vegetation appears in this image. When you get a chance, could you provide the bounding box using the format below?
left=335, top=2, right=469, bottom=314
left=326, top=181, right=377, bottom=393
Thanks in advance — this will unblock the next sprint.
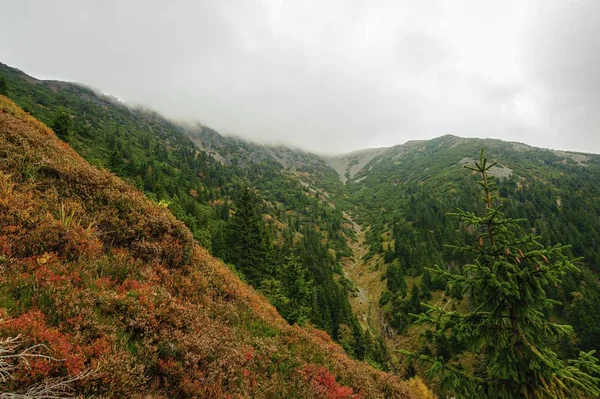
left=0, top=96, right=431, bottom=397
left=340, top=135, right=600, bottom=378
left=403, top=150, right=600, bottom=398
left=3, top=57, right=600, bottom=396
left=0, top=62, right=375, bottom=363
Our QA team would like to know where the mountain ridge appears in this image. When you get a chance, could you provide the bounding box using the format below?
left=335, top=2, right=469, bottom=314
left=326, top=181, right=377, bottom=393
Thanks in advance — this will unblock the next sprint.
left=3, top=61, right=600, bottom=396
left=2, top=61, right=595, bottom=184
left=0, top=94, right=432, bottom=398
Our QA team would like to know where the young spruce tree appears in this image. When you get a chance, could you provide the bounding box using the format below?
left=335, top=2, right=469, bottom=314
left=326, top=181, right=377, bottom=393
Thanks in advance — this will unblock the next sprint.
left=51, top=110, right=73, bottom=142
left=402, top=150, right=600, bottom=398
left=226, top=186, right=272, bottom=285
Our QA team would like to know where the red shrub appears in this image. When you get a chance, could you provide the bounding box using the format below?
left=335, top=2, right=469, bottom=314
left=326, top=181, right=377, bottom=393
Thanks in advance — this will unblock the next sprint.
left=301, top=365, right=360, bottom=399
left=1, top=311, right=85, bottom=377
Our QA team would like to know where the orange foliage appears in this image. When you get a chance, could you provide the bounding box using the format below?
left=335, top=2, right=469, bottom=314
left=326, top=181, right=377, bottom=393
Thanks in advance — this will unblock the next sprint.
left=302, top=365, right=360, bottom=399
left=0, top=95, right=431, bottom=398
left=1, top=311, right=85, bottom=377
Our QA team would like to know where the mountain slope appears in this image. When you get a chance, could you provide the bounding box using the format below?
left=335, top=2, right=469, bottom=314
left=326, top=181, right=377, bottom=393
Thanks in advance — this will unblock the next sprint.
left=185, top=123, right=345, bottom=207
left=0, top=96, right=432, bottom=398
left=0, top=61, right=374, bottom=362
left=342, top=134, right=600, bottom=269
left=325, top=135, right=600, bottom=376
left=3, top=59, right=600, bottom=393
left=323, top=147, right=394, bottom=184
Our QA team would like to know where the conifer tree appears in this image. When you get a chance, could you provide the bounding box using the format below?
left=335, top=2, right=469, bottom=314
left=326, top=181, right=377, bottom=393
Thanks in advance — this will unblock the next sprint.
left=51, top=110, right=73, bottom=142
left=226, top=186, right=271, bottom=284
left=281, top=251, right=314, bottom=324
left=0, top=75, right=7, bottom=94
left=386, top=262, right=407, bottom=297
left=407, top=284, right=422, bottom=315
left=401, top=150, right=600, bottom=398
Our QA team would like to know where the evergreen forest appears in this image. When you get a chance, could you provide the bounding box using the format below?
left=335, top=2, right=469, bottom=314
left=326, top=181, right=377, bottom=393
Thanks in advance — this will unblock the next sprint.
left=2, top=61, right=600, bottom=397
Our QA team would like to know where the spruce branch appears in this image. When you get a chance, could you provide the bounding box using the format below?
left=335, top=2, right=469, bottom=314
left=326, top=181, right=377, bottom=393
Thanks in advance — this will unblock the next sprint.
left=399, top=149, right=600, bottom=398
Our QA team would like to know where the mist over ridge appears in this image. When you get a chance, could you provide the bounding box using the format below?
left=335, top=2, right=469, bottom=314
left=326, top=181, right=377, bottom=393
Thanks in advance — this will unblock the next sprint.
left=1, top=1, right=599, bottom=154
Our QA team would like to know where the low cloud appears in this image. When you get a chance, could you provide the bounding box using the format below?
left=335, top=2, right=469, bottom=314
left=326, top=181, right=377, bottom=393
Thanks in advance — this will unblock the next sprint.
left=1, top=0, right=598, bottom=154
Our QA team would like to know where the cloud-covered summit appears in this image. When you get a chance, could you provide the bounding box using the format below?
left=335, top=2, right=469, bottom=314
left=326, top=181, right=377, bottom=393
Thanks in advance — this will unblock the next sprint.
left=1, top=0, right=598, bottom=154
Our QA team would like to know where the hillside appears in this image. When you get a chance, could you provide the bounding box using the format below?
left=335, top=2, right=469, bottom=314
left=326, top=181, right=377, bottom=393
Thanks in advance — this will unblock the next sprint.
left=0, top=61, right=377, bottom=365
left=186, top=123, right=342, bottom=195
left=0, top=96, right=433, bottom=398
left=325, top=135, right=600, bottom=377
left=323, top=147, right=397, bottom=184
left=2, top=60, right=600, bottom=396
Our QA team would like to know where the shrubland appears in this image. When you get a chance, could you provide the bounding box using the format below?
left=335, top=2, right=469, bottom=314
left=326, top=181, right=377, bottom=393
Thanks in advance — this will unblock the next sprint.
left=0, top=96, right=430, bottom=398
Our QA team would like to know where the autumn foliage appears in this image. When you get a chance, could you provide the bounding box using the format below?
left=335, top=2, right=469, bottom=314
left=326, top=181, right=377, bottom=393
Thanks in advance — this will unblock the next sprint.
left=0, top=96, right=430, bottom=397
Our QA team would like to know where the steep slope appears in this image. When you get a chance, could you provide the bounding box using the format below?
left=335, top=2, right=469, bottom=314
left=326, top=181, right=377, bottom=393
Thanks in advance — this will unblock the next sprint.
left=323, top=147, right=391, bottom=184
left=331, top=135, right=600, bottom=375
left=185, top=123, right=344, bottom=202
left=4, top=59, right=600, bottom=392
left=343, top=134, right=600, bottom=268
left=0, top=62, right=373, bottom=362
left=0, top=96, right=432, bottom=398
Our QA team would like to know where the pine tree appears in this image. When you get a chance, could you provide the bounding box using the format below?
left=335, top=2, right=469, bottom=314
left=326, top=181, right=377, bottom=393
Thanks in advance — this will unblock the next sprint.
left=51, top=110, right=73, bottom=142
left=386, top=262, right=407, bottom=297
left=226, top=186, right=271, bottom=284
left=108, top=145, right=124, bottom=172
left=281, top=251, right=314, bottom=324
left=401, top=150, right=600, bottom=398
left=0, top=75, right=7, bottom=94
left=407, top=284, right=422, bottom=315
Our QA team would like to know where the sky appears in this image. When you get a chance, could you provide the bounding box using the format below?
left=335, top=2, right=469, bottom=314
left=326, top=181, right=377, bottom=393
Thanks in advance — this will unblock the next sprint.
left=1, top=0, right=599, bottom=154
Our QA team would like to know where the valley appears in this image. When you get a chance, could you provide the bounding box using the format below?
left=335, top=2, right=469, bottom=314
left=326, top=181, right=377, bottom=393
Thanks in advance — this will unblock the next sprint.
left=341, top=212, right=380, bottom=333
left=2, top=60, right=600, bottom=397
left=0, top=93, right=432, bottom=398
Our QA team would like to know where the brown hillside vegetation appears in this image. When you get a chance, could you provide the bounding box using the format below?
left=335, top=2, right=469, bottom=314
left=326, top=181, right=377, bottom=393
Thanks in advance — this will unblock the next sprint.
left=0, top=95, right=432, bottom=398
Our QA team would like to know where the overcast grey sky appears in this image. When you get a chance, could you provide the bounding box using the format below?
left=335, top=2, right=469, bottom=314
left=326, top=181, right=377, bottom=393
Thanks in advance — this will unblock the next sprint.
left=1, top=1, right=599, bottom=154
